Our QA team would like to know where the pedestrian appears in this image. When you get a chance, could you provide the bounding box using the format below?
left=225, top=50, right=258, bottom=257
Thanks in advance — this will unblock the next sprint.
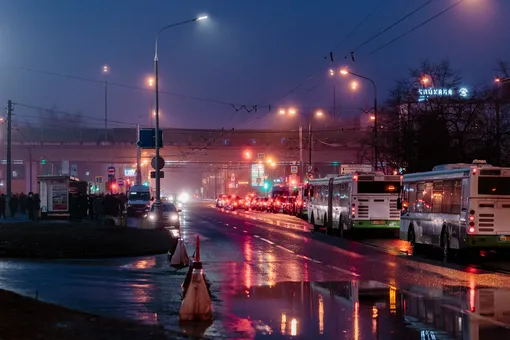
left=27, top=192, right=34, bottom=220
left=0, top=194, right=6, bottom=219
left=33, top=194, right=40, bottom=220
left=9, top=194, right=18, bottom=217
left=19, top=193, right=27, bottom=215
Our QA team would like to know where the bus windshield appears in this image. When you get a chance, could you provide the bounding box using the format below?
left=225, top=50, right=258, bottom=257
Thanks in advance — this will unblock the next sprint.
left=129, top=191, right=150, bottom=201
left=478, top=177, right=510, bottom=195
left=357, top=181, right=401, bottom=194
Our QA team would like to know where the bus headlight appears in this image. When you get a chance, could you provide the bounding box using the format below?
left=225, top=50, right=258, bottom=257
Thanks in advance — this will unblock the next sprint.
left=170, top=229, right=179, bottom=238
left=170, top=214, right=179, bottom=222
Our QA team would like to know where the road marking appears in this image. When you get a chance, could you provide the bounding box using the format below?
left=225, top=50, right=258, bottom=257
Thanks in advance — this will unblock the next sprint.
left=243, top=230, right=248, bottom=233
left=259, top=237, right=275, bottom=245
left=253, top=235, right=260, bottom=238
left=326, top=264, right=360, bottom=277
left=233, top=226, right=237, bottom=229
left=276, top=245, right=294, bottom=254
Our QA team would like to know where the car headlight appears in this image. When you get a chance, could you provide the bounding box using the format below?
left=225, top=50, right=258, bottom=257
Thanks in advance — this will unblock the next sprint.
left=148, top=213, right=155, bottom=220
left=170, top=229, right=179, bottom=238
left=170, top=214, right=179, bottom=222
left=177, top=202, right=183, bottom=208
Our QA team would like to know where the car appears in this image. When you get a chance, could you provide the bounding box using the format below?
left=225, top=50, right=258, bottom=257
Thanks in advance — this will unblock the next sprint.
left=270, top=196, right=286, bottom=213
left=216, top=194, right=227, bottom=208
left=146, top=202, right=181, bottom=235
left=283, top=197, right=296, bottom=214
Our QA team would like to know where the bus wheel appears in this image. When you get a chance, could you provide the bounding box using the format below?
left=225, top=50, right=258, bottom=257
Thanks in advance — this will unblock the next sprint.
left=441, top=228, right=450, bottom=261
left=311, top=213, right=318, bottom=231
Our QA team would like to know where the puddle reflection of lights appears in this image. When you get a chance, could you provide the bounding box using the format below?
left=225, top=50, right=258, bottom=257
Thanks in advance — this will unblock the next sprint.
left=372, top=306, right=379, bottom=319
left=244, top=262, right=252, bottom=290
left=281, top=313, right=286, bottom=335
left=354, top=302, right=360, bottom=340
left=318, top=295, right=324, bottom=335
left=266, top=253, right=276, bottom=287
left=290, top=318, right=297, bottom=336
left=389, top=287, right=397, bottom=314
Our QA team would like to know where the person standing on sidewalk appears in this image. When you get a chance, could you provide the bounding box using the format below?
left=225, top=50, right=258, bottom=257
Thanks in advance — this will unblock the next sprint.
left=0, top=194, right=6, bottom=219
left=27, top=192, right=34, bottom=220
left=9, top=194, right=18, bottom=217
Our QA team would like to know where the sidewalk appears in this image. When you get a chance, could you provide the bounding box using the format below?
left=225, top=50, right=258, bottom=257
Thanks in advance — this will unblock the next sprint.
left=0, top=214, right=30, bottom=224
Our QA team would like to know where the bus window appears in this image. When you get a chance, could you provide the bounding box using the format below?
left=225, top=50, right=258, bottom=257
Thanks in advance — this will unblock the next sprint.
left=407, top=184, right=417, bottom=212
left=441, top=181, right=454, bottom=213
left=356, top=181, right=401, bottom=194
left=432, top=182, right=443, bottom=213
left=478, top=177, right=510, bottom=195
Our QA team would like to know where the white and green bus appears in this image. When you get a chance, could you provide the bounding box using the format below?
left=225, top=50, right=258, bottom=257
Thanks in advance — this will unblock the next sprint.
left=399, top=160, right=510, bottom=258
left=307, top=172, right=401, bottom=237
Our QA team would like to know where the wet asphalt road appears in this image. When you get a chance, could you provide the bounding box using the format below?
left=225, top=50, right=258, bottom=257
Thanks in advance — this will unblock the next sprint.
left=1, top=201, right=510, bottom=339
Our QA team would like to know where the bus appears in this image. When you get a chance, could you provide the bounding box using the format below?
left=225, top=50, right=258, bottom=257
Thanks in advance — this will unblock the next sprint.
left=399, top=160, right=510, bottom=258
left=307, top=172, right=401, bottom=237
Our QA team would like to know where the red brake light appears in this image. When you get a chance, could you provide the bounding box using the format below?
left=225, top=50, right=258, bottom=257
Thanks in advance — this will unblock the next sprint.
left=472, top=168, right=477, bottom=175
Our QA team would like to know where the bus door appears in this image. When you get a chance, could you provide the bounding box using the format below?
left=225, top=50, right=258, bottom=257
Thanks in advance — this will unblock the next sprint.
left=327, top=178, right=334, bottom=229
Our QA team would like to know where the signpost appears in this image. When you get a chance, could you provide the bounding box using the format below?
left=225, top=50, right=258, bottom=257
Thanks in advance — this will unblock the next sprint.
left=290, top=165, right=298, bottom=174
left=118, top=178, right=124, bottom=187
left=137, top=128, right=163, bottom=149
left=107, top=166, right=115, bottom=178
left=151, top=156, right=165, bottom=170
left=95, top=176, right=103, bottom=184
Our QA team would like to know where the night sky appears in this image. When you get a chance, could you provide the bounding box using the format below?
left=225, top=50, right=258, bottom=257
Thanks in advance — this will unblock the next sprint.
left=0, top=0, right=507, bottom=130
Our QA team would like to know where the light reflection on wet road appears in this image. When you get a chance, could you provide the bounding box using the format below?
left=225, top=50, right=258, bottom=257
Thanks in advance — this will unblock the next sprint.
left=1, top=201, right=510, bottom=339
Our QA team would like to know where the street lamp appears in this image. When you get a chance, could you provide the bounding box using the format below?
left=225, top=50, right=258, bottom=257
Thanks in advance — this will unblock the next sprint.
left=102, top=65, right=109, bottom=143
left=338, top=67, right=379, bottom=170
left=279, top=108, right=324, bottom=181
left=153, top=15, right=208, bottom=220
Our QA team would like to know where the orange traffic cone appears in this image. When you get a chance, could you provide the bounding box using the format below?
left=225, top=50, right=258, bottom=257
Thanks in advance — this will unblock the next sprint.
left=170, top=238, right=189, bottom=268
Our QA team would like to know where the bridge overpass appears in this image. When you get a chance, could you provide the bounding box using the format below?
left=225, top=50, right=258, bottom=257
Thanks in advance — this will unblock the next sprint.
left=2, top=126, right=370, bottom=194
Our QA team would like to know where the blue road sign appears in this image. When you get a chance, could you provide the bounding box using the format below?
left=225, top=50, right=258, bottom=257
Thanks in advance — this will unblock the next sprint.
left=138, top=128, right=163, bottom=149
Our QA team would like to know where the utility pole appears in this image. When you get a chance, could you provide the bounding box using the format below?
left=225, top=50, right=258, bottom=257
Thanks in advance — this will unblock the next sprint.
left=104, top=80, right=108, bottom=142
left=496, top=94, right=501, bottom=165
left=136, top=124, right=142, bottom=185
left=299, top=126, right=303, bottom=183
left=6, top=100, right=12, bottom=198
left=308, top=121, right=312, bottom=174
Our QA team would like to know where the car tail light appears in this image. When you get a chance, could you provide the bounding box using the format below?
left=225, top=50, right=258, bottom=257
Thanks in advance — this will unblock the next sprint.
left=468, top=209, right=476, bottom=234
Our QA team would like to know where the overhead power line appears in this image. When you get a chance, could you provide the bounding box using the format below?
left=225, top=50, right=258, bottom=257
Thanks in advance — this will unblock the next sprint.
left=11, top=66, right=270, bottom=112
left=369, top=0, right=466, bottom=56
left=352, top=0, right=436, bottom=53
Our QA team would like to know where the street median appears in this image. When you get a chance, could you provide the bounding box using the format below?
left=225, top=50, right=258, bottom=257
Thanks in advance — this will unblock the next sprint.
left=0, top=221, right=177, bottom=259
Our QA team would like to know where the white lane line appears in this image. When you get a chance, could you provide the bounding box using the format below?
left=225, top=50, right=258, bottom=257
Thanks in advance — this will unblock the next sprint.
left=326, top=264, right=360, bottom=277
left=259, top=237, right=275, bottom=245
left=233, top=226, right=237, bottom=229
left=243, top=230, right=248, bottom=233
left=253, top=235, right=260, bottom=238
left=276, top=245, right=294, bottom=254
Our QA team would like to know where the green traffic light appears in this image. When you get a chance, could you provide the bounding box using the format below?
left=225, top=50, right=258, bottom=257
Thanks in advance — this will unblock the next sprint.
left=40, top=160, right=46, bottom=165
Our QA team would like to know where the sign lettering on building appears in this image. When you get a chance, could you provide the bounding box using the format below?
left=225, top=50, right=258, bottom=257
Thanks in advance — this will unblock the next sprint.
left=418, top=87, right=469, bottom=102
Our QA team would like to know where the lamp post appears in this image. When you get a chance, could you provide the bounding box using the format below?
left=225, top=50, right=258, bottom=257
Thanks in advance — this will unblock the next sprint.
left=153, top=15, right=208, bottom=220
left=279, top=108, right=324, bottom=182
left=336, top=68, right=379, bottom=171
left=102, top=65, right=109, bottom=143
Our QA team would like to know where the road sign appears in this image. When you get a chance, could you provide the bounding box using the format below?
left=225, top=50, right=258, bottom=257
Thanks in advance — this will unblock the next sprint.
left=150, top=171, right=165, bottom=178
left=118, top=178, right=124, bottom=186
left=151, top=156, right=165, bottom=170
left=290, top=165, right=298, bottom=174
left=138, top=128, right=163, bottom=149
left=107, top=166, right=115, bottom=178
left=95, top=176, right=103, bottom=184
left=258, top=153, right=265, bottom=160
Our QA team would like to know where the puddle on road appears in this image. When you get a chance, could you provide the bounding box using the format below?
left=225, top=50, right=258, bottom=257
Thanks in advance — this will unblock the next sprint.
left=203, top=281, right=510, bottom=339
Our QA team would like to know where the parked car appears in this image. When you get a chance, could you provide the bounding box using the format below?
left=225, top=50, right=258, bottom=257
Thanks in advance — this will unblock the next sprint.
left=216, top=194, right=227, bottom=208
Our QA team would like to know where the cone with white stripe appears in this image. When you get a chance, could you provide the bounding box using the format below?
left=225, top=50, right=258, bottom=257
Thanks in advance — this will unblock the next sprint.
left=170, top=238, right=189, bottom=268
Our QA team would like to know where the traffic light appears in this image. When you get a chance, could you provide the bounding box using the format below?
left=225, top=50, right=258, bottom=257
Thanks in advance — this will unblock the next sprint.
left=144, top=181, right=149, bottom=186
left=40, top=159, right=46, bottom=165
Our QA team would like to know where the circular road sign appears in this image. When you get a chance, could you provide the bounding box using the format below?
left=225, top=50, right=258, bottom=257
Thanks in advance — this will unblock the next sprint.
left=151, top=156, right=165, bottom=170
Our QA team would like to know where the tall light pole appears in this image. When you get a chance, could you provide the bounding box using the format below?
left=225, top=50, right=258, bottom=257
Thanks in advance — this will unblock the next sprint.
left=335, top=68, right=378, bottom=171
left=279, top=108, right=324, bottom=182
left=153, top=15, right=208, bottom=220
left=102, top=65, right=109, bottom=143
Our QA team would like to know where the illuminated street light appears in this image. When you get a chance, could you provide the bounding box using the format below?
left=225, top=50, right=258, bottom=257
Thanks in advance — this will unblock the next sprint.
left=288, top=109, right=296, bottom=115
left=153, top=15, right=208, bottom=221
left=340, top=68, right=349, bottom=75
left=315, top=110, right=324, bottom=117
left=147, top=77, right=154, bottom=87
left=329, top=69, right=335, bottom=76
left=103, top=65, right=109, bottom=73
left=279, top=109, right=286, bottom=115
left=351, top=81, right=358, bottom=90
left=421, top=77, right=429, bottom=84
left=495, top=77, right=501, bottom=83
left=370, top=115, right=376, bottom=121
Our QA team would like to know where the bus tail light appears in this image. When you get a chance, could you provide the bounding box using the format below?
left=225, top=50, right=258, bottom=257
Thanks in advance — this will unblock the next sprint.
left=351, top=203, right=356, bottom=218
left=468, top=210, right=476, bottom=234
left=472, top=168, right=477, bottom=175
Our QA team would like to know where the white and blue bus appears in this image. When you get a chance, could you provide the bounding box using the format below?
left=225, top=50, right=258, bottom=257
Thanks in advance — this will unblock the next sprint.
left=399, top=160, right=510, bottom=259
left=308, top=172, right=401, bottom=237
